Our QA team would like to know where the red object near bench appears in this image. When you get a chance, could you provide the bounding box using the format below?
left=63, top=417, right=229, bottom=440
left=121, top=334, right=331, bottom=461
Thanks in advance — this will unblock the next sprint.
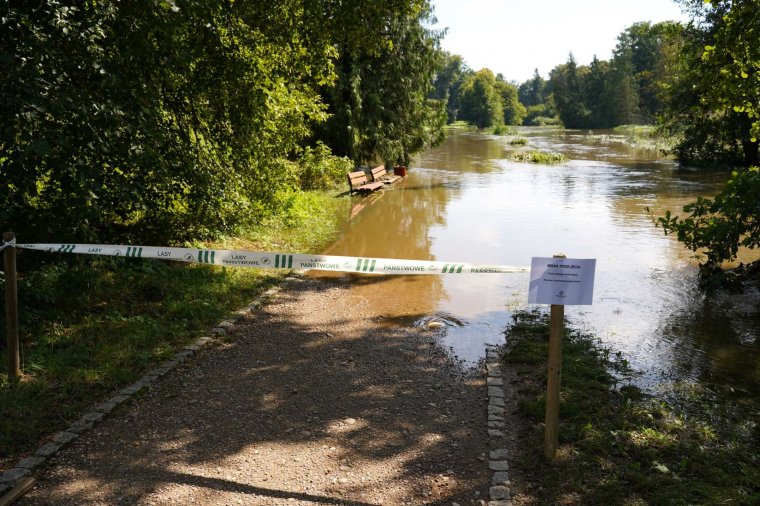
left=370, top=165, right=402, bottom=185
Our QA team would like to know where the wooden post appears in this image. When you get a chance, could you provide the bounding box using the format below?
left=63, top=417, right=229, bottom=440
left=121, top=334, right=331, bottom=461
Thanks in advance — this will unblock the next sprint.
left=544, top=253, right=566, bottom=460
left=3, top=231, right=20, bottom=383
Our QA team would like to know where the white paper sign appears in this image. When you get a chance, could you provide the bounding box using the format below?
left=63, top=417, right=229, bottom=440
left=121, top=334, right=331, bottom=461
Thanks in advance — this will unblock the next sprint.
left=528, top=257, right=596, bottom=305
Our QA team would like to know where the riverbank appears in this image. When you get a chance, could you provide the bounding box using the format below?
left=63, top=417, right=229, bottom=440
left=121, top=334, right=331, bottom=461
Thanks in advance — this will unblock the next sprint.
left=0, top=190, right=350, bottom=470
left=501, top=310, right=760, bottom=505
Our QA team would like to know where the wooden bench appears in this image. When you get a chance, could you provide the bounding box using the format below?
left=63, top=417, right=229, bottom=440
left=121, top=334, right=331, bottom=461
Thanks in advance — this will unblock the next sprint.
left=369, top=165, right=401, bottom=185
left=347, top=170, right=384, bottom=194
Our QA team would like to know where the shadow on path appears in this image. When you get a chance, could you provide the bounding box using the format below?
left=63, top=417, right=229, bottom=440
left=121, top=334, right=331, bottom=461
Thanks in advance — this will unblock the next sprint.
left=22, top=277, right=488, bottom=505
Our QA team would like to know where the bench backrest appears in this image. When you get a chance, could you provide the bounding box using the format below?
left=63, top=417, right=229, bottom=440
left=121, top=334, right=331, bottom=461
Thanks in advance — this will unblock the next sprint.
left=347, top=170, right=369, bottom=191
left=370, top=165, right=387, bottom=181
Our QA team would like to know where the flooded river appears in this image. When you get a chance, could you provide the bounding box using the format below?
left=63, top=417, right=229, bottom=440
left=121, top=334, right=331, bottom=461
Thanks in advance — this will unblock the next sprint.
left=319, top=127, right=760, bottom=397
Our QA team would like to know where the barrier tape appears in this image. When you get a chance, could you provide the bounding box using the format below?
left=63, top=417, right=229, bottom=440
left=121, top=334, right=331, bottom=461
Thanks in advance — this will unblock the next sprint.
left=16, top=243, right=528, bottom=275
left=0, top=238, right=16, bottom=253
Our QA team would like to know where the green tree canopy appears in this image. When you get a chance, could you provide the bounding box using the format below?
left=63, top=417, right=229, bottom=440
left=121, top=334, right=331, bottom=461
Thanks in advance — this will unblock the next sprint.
left=0, top=1, right=335, bottom=243
left=312, top=0, right=445, bottom=165
left=432, top=52, right=471, bottom=124
left=660, top=0, right=758, bottom=167
left=458, top=69, right=503, bottom=129
left=518, top=69, right=546, bottom=107
left=1, top=0, right=446, bottom=243
left=495, top=76, right=526, bottom=126
left=659, top=0, right=760, bottom=271
left=550, top=54, right=591, bottom=128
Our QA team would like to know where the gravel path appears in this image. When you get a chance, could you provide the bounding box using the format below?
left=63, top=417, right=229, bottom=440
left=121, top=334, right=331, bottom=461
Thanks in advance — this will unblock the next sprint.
left=20, top=276, right=490, bottom=505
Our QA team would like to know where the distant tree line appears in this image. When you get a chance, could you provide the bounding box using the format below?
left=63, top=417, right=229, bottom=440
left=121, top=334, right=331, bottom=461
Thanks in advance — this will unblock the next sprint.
left=434, top=21, right=683, bottom=131
left=434, top=4, right=757, bottom=169
left=0, top=0, right=445, bottom=244
left=431, top=57, right=526, bottom=129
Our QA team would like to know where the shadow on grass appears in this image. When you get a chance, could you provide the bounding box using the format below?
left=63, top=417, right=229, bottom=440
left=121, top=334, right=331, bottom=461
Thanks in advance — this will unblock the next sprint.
left=503, top=310, right=760, bottom=505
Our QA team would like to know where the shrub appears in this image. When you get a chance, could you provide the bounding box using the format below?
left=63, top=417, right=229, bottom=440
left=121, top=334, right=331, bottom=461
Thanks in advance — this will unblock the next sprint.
left=509, top=150, right=567, bottom=164
left=658, top=166, right=760, bottom=267
left=298, top=142, right=354, bottom=191
left=491, top=124, right=517, bottom=136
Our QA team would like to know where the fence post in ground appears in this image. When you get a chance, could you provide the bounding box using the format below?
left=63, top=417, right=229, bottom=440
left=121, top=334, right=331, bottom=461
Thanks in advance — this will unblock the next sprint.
left=544, top=253, right=566, bottom=460
left=3, top=231, right=20, bottom=383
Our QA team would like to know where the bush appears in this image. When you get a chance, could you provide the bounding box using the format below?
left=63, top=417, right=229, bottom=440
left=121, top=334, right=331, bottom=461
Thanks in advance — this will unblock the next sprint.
left=658, top=166, right=760, bottom=266
left=491, top=124, right=516, bottom=136
left=523, top=104, right=560, bottom=126
left=509, top=150, right=567, bottom=164
left=297, top=142, right=354, bottom=191
left=530, top=116, right=562, bottom=126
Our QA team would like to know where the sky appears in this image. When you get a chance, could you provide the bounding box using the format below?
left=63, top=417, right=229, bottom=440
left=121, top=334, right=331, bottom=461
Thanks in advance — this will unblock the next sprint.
left=431, top=0, right=689, bottom=83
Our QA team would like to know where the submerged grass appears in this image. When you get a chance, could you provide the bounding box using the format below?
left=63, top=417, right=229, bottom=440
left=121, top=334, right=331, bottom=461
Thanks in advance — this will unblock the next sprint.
left=490, top=124, right=518, bottom=136
left=583, top=124, right=675, bottom=152
left=0, top=190, right=350, bottom=466
left=504, top=310, right=760, bottom=505
left=508, top=150, right=567, bottom=165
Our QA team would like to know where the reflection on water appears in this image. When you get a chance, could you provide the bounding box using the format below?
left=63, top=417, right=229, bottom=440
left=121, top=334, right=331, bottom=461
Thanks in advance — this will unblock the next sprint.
left=317, top=127, right=760, bottom=399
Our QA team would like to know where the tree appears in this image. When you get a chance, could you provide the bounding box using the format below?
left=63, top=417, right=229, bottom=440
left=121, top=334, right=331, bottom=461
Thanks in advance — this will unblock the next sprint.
left=458, top=69, right=503, bottom=128
left=495, top=76, right=526, bottom=126
left=550, top=54, right=591, bottom=128
left=700, top=0, right=759, bottom=165
left=659, top=0, right=760, bottom=271
left=543, top=23, right=681, bottom=130
left=313, top=0, right=446, bottom=165
left=586, top=56, right=611, bottom=127
left=659, top=167, right=760, bottom=267
left=660, top=0, right=758, bottom=167
left=603, top=54, right=640, bottom=126
left=432, top=52, right=470, bottom=124
left=0, top=1, right=335, bottom=243
left=518, top=69, right=546, bottom=107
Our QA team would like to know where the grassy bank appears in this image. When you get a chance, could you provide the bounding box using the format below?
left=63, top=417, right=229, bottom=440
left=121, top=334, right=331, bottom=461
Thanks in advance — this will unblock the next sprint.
left=503, top=310, right=760, bottom=505
left=0, top=190, right=350, bottom=468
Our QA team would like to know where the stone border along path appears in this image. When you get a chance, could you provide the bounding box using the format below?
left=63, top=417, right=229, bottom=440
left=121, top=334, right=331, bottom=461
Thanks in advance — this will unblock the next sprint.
left=0, top=274, right=506, bottom=504
left=485, top=344, right=513, bottom=506
left=0, top=279, right=286, bottom=498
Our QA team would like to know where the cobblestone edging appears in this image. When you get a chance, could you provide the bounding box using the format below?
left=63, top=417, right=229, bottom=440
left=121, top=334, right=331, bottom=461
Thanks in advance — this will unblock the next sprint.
left=485, top=344, right=513, bottom=506
left=0, top=279, right=298, bottom=496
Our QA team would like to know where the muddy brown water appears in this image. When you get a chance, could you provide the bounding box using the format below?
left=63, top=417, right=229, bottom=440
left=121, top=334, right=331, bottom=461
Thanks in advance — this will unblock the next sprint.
left=315, top=127, right=760, bottom=400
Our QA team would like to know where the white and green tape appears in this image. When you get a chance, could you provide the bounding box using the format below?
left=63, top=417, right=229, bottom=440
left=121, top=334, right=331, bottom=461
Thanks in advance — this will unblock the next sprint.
left=16, top=243, right=528, bottom=275
left=0, top=238, right=15, bottom=253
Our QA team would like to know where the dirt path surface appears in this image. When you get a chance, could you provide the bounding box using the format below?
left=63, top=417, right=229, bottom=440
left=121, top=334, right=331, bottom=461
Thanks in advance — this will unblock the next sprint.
left=21, top=276, right=489, bottom=505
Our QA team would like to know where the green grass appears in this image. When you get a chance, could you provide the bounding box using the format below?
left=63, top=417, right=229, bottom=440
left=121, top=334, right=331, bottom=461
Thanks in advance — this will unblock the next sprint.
left=582, top=124, right=675, bottom=152
left=490, top=124, right=518, bottom=136
left=0, top=190, right=349, bottom=465
left=525, top=115, right=562, bottom=127
left=508, top=150, right=567, bottom=165
left=611, top=124, right=656, bottom=136
left=444, top=121, right=474, bottom=131
left=504, top=310, right=760, bottom=505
